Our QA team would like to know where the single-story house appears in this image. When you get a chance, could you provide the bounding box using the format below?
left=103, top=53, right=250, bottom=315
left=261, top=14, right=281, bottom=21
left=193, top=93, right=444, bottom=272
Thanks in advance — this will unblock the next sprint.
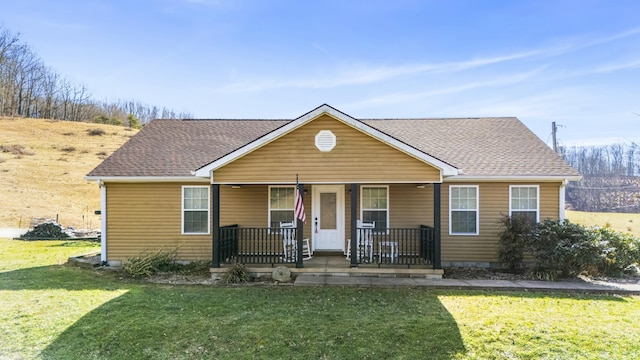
left=86, top=104, right=580, bottom=270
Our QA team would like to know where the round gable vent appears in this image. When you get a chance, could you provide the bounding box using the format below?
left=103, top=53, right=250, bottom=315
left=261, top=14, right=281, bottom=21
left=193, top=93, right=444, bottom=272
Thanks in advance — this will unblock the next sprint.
left=315, top=130, right=336, bottom=152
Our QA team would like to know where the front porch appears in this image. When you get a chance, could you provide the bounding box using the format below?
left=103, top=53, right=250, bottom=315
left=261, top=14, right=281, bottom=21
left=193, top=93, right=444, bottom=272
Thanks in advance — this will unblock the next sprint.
left=210, top=183, right=443, bottom=272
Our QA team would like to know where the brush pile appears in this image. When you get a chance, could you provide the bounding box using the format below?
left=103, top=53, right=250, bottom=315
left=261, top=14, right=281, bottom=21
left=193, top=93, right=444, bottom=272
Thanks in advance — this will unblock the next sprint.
left=20, top=222, right=69, bottom=240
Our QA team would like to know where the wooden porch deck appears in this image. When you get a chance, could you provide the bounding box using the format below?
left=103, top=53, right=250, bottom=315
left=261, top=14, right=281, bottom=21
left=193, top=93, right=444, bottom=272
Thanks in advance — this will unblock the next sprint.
left=210, top=254, right=444, bottom=280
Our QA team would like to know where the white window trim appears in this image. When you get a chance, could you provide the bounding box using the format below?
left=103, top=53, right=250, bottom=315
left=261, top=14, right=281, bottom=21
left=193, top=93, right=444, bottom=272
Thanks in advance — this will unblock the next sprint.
left=181, top=185, right=210, bottom=235
left=509, top=185, right=540, bottom=222
left=268, top=185, right=296, bottom=231
left=360, top=185, right=390, bottom=233
left=449, top=185, right=479, bottom=236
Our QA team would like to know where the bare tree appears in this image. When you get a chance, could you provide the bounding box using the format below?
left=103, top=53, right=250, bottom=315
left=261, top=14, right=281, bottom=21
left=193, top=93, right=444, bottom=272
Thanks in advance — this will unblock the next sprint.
left=564, top=143, right=640, bottom=212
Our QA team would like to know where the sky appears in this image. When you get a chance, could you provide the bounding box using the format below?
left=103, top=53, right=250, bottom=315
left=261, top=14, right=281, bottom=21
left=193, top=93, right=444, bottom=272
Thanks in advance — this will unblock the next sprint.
left=2, top=0, right=640, bottom=147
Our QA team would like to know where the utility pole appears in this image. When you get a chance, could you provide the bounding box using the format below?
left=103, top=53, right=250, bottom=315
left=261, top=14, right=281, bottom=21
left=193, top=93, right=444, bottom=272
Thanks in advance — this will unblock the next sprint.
left=552, top=121, right=558, bottom=153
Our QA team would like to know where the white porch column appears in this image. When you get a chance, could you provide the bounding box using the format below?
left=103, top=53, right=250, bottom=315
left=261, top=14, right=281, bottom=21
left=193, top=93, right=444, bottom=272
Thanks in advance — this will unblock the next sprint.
left=559, top=179, right=568, bottom=220
left=99, top=181, right=107, bottom=263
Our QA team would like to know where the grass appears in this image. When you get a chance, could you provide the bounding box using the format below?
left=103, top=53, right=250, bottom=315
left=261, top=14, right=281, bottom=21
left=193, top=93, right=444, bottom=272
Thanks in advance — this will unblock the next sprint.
left=567, top=210, right=640, bottom=237
left=0, top=117, right=136, bottom=228
left=1, top=238, right=640, bottom=359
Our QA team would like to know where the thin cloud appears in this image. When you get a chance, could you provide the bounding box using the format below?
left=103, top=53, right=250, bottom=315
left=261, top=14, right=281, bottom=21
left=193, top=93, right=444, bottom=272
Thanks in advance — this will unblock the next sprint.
left=592, top=59, right=640, bottom=73
left=213, top=26, right=640, bottom=94
left=214, top=50, right=540, bottom=93
left=342, top=68, right=545, bottom=110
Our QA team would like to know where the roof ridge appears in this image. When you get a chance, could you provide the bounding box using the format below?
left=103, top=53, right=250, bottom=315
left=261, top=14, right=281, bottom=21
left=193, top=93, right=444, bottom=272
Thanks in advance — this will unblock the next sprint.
left=363, top=117, right=519, bottom=120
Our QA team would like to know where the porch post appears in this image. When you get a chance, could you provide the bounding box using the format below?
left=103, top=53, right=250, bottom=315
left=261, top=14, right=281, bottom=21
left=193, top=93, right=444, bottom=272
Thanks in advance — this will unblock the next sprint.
left=211, top=183, right=220, bottom=268
left=350, top=183, right=358, bottom=268
left=296, top=183, right=304, bottom=268
left=433, top=183, right=442, bottom=269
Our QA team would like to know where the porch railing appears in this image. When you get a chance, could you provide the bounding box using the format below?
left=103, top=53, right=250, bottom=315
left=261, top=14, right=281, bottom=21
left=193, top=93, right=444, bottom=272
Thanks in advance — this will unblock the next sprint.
left=217, top=225, right=435, bottom=267
left=352, top=225, right=435, bottom=267
left=218, top=225, right=301, bottom=265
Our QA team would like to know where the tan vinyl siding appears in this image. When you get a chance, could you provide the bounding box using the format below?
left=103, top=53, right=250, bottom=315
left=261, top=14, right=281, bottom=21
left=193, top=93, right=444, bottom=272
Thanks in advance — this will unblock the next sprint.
left=219, top=185, right=267, bottom=228
left=214, top=114, right=441, bottom=183
left=105, top=181, right=561, bottom=264
left=389, top=184, right=434, bottom=227
left=106, top=183, right=314, bottom=262
left=106, top=182, right=211, bottom=262
left=441, top=182, right=561, bottom=263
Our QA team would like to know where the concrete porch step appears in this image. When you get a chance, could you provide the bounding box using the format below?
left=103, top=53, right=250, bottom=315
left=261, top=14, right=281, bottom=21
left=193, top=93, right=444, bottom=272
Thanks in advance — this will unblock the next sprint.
left=211, top=265, right=443, bottom=280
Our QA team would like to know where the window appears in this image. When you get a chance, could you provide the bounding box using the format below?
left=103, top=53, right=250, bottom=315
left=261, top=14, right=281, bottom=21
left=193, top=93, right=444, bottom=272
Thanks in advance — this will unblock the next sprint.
left=449, top=185, right=479, bottom=235
left=182, top=186, right=209, bottom=234
left=269, top=186, right=295, bottom=229
left=510, top=185, right=539, bottom=223
left=361, top=186, right=388, bottom=231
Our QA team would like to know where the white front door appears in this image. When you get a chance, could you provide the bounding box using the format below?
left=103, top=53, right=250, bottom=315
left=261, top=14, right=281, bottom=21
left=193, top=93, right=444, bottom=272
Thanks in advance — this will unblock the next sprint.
left=312, top=185, right=344, bottom=251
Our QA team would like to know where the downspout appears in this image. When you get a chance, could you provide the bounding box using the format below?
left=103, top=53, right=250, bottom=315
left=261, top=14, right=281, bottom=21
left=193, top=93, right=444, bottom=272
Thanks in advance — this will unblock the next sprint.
left=99, top=180, right=107, bottom=263
left=559, top=179, right=568, bottom=221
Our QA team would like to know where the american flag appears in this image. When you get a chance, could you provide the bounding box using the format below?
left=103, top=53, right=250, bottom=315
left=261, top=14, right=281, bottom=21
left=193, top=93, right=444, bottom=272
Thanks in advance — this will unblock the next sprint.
left=294, top=186, right=306, bottom=223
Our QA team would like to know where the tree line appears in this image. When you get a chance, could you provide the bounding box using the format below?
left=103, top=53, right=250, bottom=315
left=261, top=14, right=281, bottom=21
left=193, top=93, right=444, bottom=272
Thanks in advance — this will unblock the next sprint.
left=562, top=143, right=640, bottom=212
left=0, top=25, right=191, bottom=127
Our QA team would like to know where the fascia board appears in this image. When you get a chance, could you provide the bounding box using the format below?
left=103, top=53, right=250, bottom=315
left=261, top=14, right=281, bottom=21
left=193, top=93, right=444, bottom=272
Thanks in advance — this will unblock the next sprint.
left=444, top=175, right=582, bottom=182
left=85, top=176, right=209, bottom=183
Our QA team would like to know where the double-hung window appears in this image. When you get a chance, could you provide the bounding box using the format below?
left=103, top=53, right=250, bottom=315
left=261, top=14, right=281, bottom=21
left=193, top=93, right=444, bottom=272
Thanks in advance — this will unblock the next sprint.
left=510, top=185, right=539, bottom=223
left=361, top=186, right=388, bottom=232
left=449, top=185, right=479, bottom=235
left=182, top=186, right=210, bottom=234
left=269, top=186, right=295, bottom=229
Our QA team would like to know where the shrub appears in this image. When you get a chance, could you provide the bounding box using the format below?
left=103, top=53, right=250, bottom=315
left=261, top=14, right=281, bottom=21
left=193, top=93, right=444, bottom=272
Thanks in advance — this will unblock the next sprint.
left=0, top=144, right=34, bottom=156
left=87, top=128, right=106, bottom=136
left=127, top=114, right=141, bottom=129
left=497, top=215, right=533, bottom=270
left=528, top=219, right=601, bottom=277
left=221, top=262, right=247, bottom=284
left=121, top=247, right=178, bottom=278
left=593, top=227, right=640, bottom=276
left=93, top=115, right=123, bottom=126
left=498, top=216, right=640, bottom=278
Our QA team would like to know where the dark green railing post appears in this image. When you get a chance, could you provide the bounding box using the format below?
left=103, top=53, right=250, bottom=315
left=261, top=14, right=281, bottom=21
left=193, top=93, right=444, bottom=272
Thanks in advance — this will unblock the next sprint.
left=212, top=183, right=220, bottom=268
left=350, top=183, right=358, bottom=268
left=433, top=183, right=442, bottom=269
left=296, top=183, right=304, bottom=268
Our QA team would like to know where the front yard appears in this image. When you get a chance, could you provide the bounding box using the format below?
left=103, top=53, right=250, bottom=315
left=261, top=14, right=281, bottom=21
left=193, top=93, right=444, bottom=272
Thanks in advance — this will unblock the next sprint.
left=1, top=238, right=639, bottom=359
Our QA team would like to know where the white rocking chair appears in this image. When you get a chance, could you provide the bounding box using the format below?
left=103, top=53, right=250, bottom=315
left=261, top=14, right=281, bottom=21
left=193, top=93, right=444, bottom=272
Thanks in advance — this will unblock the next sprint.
left=345, top=220, right=374, bottom=263
left=280, top=221, right=312, bottom=261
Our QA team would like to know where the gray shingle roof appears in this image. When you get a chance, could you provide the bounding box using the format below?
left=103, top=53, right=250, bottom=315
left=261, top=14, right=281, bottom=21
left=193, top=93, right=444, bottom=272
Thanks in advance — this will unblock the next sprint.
left=363, top=117, right=579, bottom=177
left=87, top=119, right=288, bottom=177
left=87, top=115, right=579, bottom=178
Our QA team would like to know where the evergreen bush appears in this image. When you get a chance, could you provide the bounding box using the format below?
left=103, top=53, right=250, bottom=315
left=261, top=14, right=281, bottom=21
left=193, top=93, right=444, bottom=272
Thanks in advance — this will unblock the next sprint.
left=497, top=214, right=533, bottom=270
left=528, top=219, right=601, bottom=277
left=593, top=227, right=640, bottom=276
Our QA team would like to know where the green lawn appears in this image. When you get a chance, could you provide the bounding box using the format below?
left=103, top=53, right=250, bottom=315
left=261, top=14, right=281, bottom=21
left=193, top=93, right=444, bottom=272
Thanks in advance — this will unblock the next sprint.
left=1, top=238, right=640, bottom=359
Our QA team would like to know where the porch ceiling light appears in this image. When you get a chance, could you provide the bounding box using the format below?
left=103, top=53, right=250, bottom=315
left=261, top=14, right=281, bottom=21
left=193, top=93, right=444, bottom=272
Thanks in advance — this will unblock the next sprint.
left=315, top=130, right=336, bottom=152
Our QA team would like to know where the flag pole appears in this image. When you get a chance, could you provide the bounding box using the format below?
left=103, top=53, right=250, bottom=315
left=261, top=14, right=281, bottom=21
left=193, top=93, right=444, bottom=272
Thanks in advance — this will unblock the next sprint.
left=295, top=174, right=304, bottom=268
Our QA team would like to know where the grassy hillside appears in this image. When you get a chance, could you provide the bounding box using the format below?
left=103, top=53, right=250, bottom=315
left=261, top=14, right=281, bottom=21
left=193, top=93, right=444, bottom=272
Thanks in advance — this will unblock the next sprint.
left=0, top=117, right=137, bottom=228
left=566, top=210, right=640, bottom=237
